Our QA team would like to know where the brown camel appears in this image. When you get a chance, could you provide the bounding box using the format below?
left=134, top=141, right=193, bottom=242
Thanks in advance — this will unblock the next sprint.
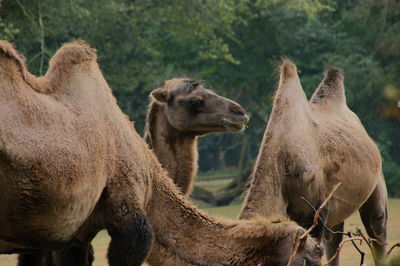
left=239, top=60, right=388, bottom=265
left=48, top=79, right=249, bottom=265
left=144, top=78, right=249, bottom=195
left=0, top=41, right=323, bottom=265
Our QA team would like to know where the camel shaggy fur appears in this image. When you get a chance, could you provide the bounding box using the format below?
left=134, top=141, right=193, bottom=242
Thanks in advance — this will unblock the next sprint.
left=240, top=60, right=388, bottom=265
left=46, top=79, right=249, bottom=265
left=144, top=78, right=248, bottom=195
left=0, top=41, right=323, bottom=266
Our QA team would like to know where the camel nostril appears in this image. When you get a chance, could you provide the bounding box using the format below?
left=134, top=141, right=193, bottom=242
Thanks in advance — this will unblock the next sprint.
left=230, top=105, right=246, bottom=116
left=314, top=245, right=324, bottom=258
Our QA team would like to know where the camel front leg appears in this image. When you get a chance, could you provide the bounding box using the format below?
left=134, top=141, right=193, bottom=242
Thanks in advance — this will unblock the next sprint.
left=51, top=242, right=94, bottom=266
left=103, top=187, right=154, bottom=266
left=359, top=176, right=388, bottom=265
left=322, top=222, right=344, bottom=266
left=18, top=252, right=48, bottom=266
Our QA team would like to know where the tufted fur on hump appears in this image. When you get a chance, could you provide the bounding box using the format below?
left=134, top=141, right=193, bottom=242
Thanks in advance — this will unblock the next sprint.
left=274, top=59, right=299, bottom=84
left=0, top=40, right=51, bottom=93
left=272, top=59, right=308, bottom=108
left=0, top=40, right=28, bottom=74
left=310, top=68, right=346, bottom=106
left=45, top=40, right=97, bottom=92
left=0, top=40, right=97, bottom=94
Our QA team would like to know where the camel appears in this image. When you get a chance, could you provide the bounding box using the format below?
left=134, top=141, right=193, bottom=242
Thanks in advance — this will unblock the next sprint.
left=46, top=79, right=249, bottom=265
left=144, top=78, right=249, bottom=195
left=0, top=41, right=323, bottom=266
left=239, top=60, right=388, bottom=265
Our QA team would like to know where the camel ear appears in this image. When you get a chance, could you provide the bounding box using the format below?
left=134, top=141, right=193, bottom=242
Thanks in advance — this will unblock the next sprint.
left=151, top=88, right=168, bottom=103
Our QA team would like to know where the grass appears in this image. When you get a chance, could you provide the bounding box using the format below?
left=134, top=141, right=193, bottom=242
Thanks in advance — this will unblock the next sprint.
left=1, top=199, right=399, bottom=265
left=195, top=180, right=233, bottom=192
left=205, top=204, right=242, bottom=219
left=197, top=167, right=240, bottom=180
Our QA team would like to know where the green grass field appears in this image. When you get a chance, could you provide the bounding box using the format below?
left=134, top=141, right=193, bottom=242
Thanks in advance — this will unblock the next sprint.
left=1, top=199, right=399, bottom=265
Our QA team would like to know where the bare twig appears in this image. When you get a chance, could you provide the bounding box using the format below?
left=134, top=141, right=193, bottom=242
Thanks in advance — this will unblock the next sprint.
left=386, top=243, right=400, bottom=260
left=324, top=237, right=364, bottom=265
left=296, top=195, right=399, bottom=266
left=301, top=183, right=341, bottom=240
left=287, top=183, right=398, bottom=266
left=287, top=183, right=342, bottom=266
left=356, top=228, right=379, bottom=264
left=301, top=198, right=367, bottom=265
left=300, top=196, right=347, bottom=235
left=369, top=237, right=387, bottom=247
left=346, top=232, right=365, bottom=265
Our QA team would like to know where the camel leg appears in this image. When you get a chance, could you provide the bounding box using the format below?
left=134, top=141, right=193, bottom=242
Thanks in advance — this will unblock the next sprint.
left=359, top=177, right=388, bottom=265
left=18, top=252, right=48, bottom=266
left=322, top=222, right=344, bottom=266
left=103, top=191, right=153, bottom=266
left=51, top=242, right=94, bottom=266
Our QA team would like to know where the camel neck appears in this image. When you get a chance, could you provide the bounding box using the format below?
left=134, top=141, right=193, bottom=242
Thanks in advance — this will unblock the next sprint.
left=144, top=166, right=290, bottom=265
left=145, top=172, right=234, bottom=265
left=144, top=102, right=198, bottom=195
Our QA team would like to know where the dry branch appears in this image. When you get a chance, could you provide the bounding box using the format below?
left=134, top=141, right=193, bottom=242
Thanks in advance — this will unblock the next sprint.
left=346, top=232, right=366, bottom=265
left=324, top=228, right=399, bottom=266
left=286, top=182, right=399, bottom=266
left=296, top=188, right=400, bottom=266
left=300, top=196, right=345, bottom=235
left=324, top=237, right=364, bottom=266
left=386, top=243, right=400, bottom=260
left=286, top=183, right=342, bottom=266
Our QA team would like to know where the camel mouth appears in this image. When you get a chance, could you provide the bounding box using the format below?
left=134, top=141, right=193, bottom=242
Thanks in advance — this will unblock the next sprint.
left=222, top=115, right=249, bottom=132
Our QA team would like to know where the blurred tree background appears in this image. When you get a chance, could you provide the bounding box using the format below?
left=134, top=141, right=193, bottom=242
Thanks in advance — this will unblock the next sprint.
left=1, top=0, right=399, bottom=196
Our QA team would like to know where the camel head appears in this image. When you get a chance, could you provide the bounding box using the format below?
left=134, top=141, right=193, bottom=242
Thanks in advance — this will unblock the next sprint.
left=280, top=227, right=324, bottom=266
left=230, top=219, right=323, bottom=265
left=151, top=78, right=249, bottom=134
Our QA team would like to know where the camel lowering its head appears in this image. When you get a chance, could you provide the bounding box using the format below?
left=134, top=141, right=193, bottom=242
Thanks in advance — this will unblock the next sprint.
left=0, top=42, right=322, bottom=266
left=240, top=60, right=388, bottom=265
left=145, top=78, right=249, bottom=195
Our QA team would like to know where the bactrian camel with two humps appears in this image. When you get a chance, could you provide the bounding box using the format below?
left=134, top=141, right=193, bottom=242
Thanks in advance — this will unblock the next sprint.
left=240, top=60, right=388, bottom=265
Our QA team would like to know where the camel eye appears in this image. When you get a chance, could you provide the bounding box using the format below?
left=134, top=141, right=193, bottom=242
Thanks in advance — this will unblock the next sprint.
left=187, top=98, right=204, bottom=109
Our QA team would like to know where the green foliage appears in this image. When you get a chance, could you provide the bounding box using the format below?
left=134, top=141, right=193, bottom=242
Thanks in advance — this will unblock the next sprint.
left=1, top=0, right=399, bottom=195
left=0, top=19, right=18, bottom=40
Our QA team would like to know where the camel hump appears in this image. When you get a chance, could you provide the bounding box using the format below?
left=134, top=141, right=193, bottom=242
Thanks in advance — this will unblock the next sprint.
left=45, top=41, right=97, bottom=90
left=273, top=59, right=307, bottom=105
left=0, top=40, right=51, bottom=93
left=276, top=59, right=298, bottom=83
left=0, top=40, right=29, bottom=75
left=48, top=40, right=97, bottom=69
left=310, top=68, right=345, bottom=105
